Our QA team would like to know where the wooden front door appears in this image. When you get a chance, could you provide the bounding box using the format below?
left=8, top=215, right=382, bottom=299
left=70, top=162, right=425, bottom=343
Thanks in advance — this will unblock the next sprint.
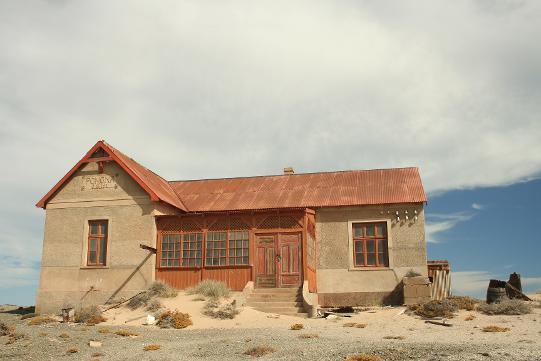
left=278, top=233, right=302, bottom=287
left=255, top=233, right=302, bottom=288
left=255, top=235, right=277, bottom=288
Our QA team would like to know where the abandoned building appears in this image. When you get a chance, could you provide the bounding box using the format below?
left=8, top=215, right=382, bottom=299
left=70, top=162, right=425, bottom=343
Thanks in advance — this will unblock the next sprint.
left=35, top=140, right=428, bottom=315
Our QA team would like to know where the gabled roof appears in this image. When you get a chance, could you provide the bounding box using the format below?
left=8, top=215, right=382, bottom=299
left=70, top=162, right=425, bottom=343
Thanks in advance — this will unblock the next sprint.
left=36, top=141, right=188, bottom=211
left=170, top=167, right=427, bottom=212
left=37, top=141, right=427, bottom=212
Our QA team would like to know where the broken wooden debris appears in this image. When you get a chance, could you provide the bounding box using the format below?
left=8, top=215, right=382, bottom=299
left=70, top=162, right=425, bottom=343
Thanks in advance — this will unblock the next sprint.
left=425, top=320, right=452, bottom=327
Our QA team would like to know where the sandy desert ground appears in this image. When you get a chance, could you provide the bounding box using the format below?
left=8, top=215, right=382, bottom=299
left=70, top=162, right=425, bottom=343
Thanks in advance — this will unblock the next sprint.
left=1, top=292, right=540, bottom=361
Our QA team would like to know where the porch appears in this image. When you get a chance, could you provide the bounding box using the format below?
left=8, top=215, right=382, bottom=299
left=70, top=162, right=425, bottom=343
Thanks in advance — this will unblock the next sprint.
left=154, top=210, right=317, bottom=292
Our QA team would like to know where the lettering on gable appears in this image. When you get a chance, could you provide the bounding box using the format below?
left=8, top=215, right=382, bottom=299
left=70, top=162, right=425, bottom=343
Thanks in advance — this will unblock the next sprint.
left=81, top=174, right=119, bottom=191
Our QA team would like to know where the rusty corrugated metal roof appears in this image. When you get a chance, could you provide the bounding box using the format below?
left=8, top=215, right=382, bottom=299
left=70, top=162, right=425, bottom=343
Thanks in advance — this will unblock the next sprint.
left=37, top=141, right=427, bottom=213
left=104, top=142, right=189, bottom=212
left=169, top=167, right=427, bottom=212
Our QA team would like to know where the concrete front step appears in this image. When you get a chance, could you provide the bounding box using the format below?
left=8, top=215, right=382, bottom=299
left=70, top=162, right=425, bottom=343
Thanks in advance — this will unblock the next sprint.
left=247, top=295, right=302, bottom=302
left=253, top=288, right=302, bottom=294
left=246, top=301, right=304, bottom=308
left=252, top=306, right=306, bottom=314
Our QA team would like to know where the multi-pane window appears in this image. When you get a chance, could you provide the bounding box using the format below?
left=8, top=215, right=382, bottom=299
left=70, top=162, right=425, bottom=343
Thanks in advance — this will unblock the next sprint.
left=228, top=231, right=249, bottom=265
left=206, top=232, right=227, bottom=266
left=182, top=233, right=203, bottom=267
left=160, top=233, right=202, bottom=267
left=160, top=234, right=181, bottom=267
left=353, top=222, right=388, bottom=267
left=160, top=231, right=248, bottom=268
left=88, top=220, right=108, bottom=266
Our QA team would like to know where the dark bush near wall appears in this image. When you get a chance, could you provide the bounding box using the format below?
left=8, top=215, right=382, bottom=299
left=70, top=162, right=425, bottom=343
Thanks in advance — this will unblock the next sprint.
left=382, top=281, right=404, bottom=305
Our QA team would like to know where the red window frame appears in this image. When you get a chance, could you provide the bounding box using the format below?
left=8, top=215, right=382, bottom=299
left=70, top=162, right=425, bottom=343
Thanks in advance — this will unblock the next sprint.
left=87, top=220, right=108, bottom=266
left=205, top=230, right=250, bottom=267
left=159, top=230, right=249, bottom=268
left=352, top=222, right=388, bottom=267
left=159, top=232, right=202, bottom=268
left=228, top=231, right=249, bottom=266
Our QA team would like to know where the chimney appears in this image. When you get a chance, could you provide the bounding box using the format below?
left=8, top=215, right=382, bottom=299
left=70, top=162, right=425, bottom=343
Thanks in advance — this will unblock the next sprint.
left=283, top=167, right=294, bottom=175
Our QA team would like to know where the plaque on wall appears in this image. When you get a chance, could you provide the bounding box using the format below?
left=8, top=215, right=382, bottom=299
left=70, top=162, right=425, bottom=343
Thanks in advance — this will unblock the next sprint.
left=81, top=174, right=119, bottom=191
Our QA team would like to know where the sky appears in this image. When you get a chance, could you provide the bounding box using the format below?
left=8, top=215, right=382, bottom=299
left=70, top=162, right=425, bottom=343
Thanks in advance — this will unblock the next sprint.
left=1, top=0, right=540, bottom=305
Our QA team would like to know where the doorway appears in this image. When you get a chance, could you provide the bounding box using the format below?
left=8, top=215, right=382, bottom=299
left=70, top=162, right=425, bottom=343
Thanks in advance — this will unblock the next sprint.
left=255, top=232, right=302, bottom=288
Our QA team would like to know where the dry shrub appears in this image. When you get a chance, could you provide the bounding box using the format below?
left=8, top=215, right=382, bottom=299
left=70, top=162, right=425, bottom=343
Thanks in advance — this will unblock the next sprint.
left=97, top=327, right=111, bottom=334
left=483, top=325, right=510, bottom=333
left=383, top=335, right=406, bottom=340
left=478, top=299, right=532, bottom=315
left=6, top=331, right=26, bottom=345
left=464, top=315, right=476, bottom=321
left=345, top=353, right=381, bottom=361
left=114, top=329, right=139, bottom=337
left=410, top=300, right=457, bottom=319
left=146, top=299, right=163, bottom=313
left=59, top=332, right=70, bottom=339
left=127, top=292, right=152, bottom=310
left=298, top=333, right=319, bottom=339
left=244, top=346, right=276, bottom=357
left=290, top=323, right=304, bottom=330
left=38, top=332, right=48, bottom=337
left=157, top=310, right=193, bottom=329
left=343, top=322, right=367, bottom=328
left=202, top=299, right=239, bottom=319
left=405, top=269, right=422, bottom=277
left=186, top=280, right=231, bottom=298
left=75, top=306, right=106, bottom=325
left=143, top=344, right=161, bottom=351
left=20, top=313, right=38, bottom=320
left=0, top=322, right=14, bottom=336
left=27, top=316, right=57, bottom=326
left=66, top=347, right=79, bottom=354
left=448, top=296, right=480, bottom=311
left=148, top=281, right=178, bottom=298
left=128, top=282, right=177, bottom=310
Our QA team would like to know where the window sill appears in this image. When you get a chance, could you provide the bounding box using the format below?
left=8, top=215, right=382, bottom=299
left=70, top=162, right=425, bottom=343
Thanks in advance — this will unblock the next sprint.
left=347, top=267, right=390, bottom=272
left=80, top=266, right=110, bottom=270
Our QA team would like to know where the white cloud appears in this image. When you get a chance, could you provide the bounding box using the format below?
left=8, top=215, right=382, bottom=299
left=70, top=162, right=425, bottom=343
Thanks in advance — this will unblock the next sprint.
left=471, top=203, right=484, bottom=210
left=522, top=277, right=541, bottom=288
left=425, top=212, right=474, bottom=243
left=452, top=271, right=495, bottom=296
left=452, top=271, right=541, bottom=297
left=1, top=1, right=541, bottom=300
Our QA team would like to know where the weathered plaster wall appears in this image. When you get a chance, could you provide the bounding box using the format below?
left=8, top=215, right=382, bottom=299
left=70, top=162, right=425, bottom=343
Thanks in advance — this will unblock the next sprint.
left=315, top=204, right=427, bottom=306
left=36, top=162, right=178, bottom=314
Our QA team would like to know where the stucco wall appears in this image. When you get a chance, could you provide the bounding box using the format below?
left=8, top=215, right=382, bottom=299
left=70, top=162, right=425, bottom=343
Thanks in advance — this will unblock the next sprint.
left=315, top=204, right=427, bottom=306
left=36, top=162, right=178, bottom=314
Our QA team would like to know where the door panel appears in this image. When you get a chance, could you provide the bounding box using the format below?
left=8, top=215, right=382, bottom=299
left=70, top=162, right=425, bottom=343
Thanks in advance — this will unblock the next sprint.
left=279, top=233, right=302, bottom=287
left=255, top=235, right=276, bottom=288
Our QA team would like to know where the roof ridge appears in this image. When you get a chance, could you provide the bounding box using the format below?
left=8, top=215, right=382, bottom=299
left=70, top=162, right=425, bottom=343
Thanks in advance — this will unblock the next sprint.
left=100, top=141, right=189, bottom=211
left=168, top=166, right=420, bottom=183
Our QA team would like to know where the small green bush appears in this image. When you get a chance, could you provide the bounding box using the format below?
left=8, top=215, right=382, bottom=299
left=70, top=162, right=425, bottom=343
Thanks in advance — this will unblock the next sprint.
left=148, top=281, right=178, bottom=298
left=186, top=280, right=230, bottom=298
